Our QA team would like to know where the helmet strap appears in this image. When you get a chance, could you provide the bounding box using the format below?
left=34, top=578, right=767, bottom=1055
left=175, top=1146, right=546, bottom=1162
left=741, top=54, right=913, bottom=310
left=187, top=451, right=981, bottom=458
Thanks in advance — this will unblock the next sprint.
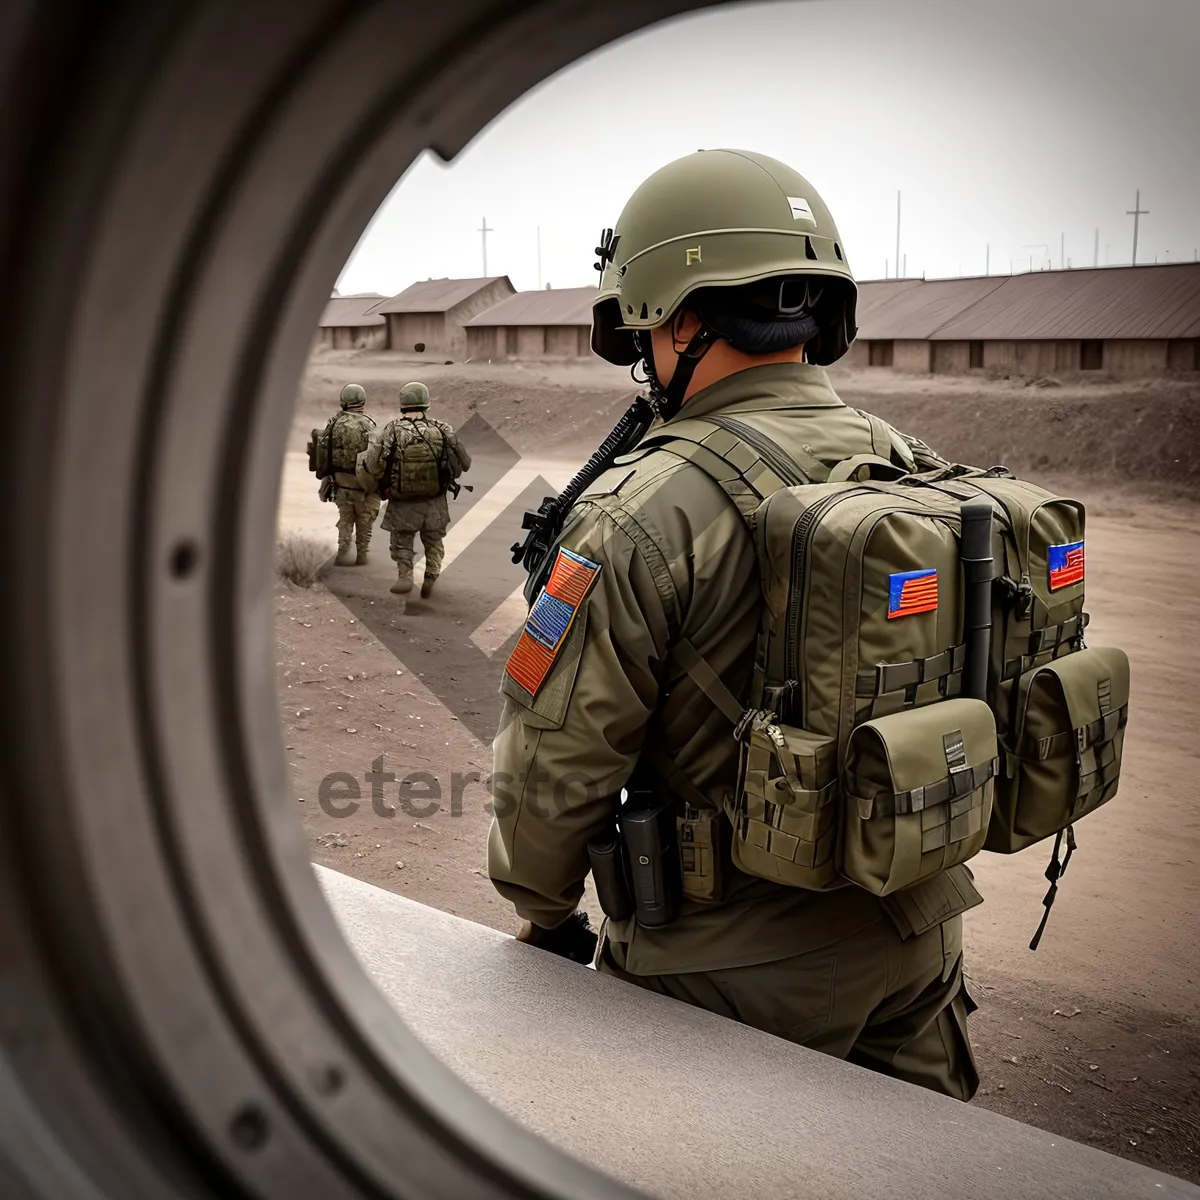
left=636, top=322, right=718, bottom=422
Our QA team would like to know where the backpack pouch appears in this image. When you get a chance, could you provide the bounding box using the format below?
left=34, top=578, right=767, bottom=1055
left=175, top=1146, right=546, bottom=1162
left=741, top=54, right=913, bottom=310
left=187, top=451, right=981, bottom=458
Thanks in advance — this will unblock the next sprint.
left=729, top=725, right=841, bottom=890
left=986, top=645, right=1129, bottom=853
left=842, top=698, right=997, bottom=896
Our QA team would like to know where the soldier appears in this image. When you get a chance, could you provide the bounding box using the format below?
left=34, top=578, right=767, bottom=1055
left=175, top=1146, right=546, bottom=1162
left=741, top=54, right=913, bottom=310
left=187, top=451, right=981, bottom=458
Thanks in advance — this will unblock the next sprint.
left=318, top=383, right=379, bottom=567
left=489, top=150, right=979, bottom=1100
left=357, top=381, right=470, bottom=597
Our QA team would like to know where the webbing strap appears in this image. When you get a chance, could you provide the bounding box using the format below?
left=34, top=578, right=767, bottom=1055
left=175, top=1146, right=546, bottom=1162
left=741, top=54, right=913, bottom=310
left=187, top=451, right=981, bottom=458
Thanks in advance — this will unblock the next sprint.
left=644, top=742, right=714, bottom=811
left=1003, top=617, right=1088, bottom=680
left=860, top=756, right=999, bottom=818
left=1029, top=825, right=1077, bottom=951
left=651, top=437, right=768, bottom=520
left=860, top=411, right=894, bottom=459
left=674, top=637, right=746, bottom=727
left=858, top=644, right=968, bottom=698
left=1028, top=703, right=1128, bottom=761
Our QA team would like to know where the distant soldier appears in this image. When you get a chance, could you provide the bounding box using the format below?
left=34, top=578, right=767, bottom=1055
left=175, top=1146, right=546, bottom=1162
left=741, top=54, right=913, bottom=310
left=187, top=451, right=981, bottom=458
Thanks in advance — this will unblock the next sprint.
left=357, top=381, right=470, bottom=597
left=307, top=383, right=380, bottom=566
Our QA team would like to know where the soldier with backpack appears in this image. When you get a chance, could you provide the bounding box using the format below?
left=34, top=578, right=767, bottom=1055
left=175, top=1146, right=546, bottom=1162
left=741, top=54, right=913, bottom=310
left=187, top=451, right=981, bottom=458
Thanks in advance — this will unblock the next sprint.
left=489, top=150, right=1128, bottom=1100
left=356, top=381, right=471, bottom=597
left=306, top=382, right=379, bottom=566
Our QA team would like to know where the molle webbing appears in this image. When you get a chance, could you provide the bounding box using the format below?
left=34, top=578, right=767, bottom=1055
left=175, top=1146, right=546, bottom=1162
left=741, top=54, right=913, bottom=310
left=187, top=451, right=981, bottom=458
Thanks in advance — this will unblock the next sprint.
left=857, top=645, right=968, bottom=698
left=864, top=757, right=999, bottom=817
left=1003, top=614, right=1089, bottom=680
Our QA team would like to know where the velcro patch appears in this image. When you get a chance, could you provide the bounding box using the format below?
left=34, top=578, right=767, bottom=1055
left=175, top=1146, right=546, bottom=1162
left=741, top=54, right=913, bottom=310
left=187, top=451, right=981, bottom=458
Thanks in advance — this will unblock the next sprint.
left=888, top=568, right=939, bottom=619
left=506, top=548, right=601, bottom=697
left=1048, top=540, right=1085, bottom=590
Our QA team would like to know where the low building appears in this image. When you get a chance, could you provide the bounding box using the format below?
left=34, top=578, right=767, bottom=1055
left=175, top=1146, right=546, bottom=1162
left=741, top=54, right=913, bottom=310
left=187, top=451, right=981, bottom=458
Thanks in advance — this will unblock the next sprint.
left=463, top=286, right=595, bottom=360
left=846, top=263, right=1200, bottom=377
left=315, top=293, right=387, bottom=350
left=369, top=276, right=515, bottom=359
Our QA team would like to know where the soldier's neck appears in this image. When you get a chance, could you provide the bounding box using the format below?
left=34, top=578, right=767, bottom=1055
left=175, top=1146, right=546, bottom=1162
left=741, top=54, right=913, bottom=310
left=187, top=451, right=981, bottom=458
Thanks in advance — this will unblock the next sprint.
left=678, top=342, right=808, bottom=404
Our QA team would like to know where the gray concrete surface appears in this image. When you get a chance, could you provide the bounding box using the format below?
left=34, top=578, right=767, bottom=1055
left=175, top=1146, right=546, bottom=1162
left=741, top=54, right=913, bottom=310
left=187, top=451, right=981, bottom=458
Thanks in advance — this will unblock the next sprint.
left=317, top=866, right=1199, bottom=1200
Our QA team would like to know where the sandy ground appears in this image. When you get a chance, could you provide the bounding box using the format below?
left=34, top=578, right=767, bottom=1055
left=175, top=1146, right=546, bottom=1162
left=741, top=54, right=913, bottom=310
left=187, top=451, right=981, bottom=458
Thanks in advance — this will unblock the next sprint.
left=279, top=355, right=1200, bottom=1182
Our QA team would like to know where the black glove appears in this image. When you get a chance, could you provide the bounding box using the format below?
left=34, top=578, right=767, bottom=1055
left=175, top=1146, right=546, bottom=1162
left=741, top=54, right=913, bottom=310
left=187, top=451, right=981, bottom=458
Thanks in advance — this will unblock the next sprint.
left=516, top=911, right=598, bottom=965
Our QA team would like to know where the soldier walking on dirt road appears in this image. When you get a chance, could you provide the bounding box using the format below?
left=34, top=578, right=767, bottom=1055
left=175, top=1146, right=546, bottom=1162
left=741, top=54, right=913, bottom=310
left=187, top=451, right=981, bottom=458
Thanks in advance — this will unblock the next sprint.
left=309, top=382, right=380, bottom=567
left=357, top=381, right=471, bottom=598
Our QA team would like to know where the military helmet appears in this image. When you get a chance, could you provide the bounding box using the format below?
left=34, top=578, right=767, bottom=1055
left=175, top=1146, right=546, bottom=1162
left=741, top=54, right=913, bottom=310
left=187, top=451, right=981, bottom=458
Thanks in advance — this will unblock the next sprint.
left=591, top=149, right=857, bottom=367
left=339, top=383, right=367, bottom=410
left=399, top=381, right=430, bottom=410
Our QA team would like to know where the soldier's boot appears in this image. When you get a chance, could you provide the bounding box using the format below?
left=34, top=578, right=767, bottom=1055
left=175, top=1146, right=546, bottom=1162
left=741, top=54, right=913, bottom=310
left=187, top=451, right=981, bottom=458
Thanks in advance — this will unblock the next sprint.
left=420, top=572, right=438, bottom=599
left=354, top=550, right=370, bottom=566
left=390, top=568, right=413, bottom=595
left=335, top=543, right=353, bottom=567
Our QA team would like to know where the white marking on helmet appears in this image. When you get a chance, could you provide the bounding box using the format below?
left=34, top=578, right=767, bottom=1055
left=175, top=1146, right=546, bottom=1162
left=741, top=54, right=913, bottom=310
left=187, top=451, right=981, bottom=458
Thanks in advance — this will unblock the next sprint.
left=788, top=196, right=816, bottom=224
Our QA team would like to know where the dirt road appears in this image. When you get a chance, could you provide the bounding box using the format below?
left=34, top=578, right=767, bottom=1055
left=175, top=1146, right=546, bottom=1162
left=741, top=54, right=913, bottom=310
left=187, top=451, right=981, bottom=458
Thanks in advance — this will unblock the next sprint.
left=279, top=361, right=1200, bottom=1181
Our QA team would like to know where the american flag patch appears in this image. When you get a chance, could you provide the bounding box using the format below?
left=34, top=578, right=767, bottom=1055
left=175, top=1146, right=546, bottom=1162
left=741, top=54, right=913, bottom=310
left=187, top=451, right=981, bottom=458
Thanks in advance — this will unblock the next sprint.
left=1049, top=540, right=1085, bottom=590
left=888, top=568, right=939, bottom=619
left=505, top=548, right=601, bottom=697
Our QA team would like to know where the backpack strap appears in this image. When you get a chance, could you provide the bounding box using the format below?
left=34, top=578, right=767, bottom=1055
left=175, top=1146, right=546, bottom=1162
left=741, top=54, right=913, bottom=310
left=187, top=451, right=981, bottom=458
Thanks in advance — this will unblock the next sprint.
left=857, top=409, right=896, bottom=460
left=642, top=416, right=792, bottom=521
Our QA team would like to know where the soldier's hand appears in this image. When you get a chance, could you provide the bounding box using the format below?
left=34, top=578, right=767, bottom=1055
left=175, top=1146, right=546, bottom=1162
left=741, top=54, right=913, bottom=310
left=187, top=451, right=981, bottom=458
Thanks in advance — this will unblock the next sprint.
left=515, top=911, right=598, bottom=965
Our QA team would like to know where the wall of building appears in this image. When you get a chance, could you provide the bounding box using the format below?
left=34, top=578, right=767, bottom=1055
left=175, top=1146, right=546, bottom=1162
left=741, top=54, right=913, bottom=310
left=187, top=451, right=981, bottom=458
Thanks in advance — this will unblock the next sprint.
left=467, top=323, right=593, bottom=360
left=323, top=325, right=385, bottom=351
left=545, top=326, right=586, bottom=357
left=442, top=279, right=518, bottom=359
left=464, top=326, right=500, bottom=359
left=1167, top=338, right=1200, bottom=372
left=386, top=312, right=446, bottom=355
left=893, top=340, right=931, bottom=373
left=1103, top=339, right=1170, bottom=376
left=844, top=334, right=1193, bottom=378
left=930, top=341, right=970, bottom=374
left=841, top=341, right=870, bottom=369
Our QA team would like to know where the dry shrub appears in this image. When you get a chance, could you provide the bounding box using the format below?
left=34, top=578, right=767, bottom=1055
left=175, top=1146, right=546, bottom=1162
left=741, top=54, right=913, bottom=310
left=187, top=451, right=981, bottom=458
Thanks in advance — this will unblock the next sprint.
left=275, top=534, right=333, bottom=587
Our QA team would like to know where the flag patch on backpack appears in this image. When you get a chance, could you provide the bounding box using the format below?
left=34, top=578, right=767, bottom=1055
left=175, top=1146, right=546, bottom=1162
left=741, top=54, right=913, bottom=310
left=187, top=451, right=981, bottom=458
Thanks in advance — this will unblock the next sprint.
left=888, top=568, right=939, bottom=619
left=1048, top=540, right=1085, bottom=590
left=505, top=548, right=600, bottom=697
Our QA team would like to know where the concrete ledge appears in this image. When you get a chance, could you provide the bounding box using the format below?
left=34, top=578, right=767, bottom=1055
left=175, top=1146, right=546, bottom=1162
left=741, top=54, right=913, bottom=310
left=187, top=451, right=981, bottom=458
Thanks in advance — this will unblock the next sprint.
left=318, top=867, right=1198, bottom=1200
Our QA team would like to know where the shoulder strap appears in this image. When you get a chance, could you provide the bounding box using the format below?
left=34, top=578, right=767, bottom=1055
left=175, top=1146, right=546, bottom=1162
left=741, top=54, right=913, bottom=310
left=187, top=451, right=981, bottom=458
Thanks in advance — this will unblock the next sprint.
left=856, top=409, right=896, bottom=460
left=643, top=416, right=803, bottom=522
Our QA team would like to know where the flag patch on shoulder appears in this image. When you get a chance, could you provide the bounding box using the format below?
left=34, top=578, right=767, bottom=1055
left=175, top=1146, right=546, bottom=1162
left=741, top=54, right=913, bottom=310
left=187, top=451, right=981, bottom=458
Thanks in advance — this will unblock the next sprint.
left=1048, top=540, right=1085, bottom=590
left=888, top=568, right=939, bottom=619
left=505, top=548, right=601, bottom=697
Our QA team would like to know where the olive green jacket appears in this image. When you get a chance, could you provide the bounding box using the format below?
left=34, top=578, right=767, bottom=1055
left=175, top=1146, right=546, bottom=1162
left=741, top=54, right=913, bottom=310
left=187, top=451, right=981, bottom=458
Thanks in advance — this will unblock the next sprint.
left=488, top=362, right=946, bottom=975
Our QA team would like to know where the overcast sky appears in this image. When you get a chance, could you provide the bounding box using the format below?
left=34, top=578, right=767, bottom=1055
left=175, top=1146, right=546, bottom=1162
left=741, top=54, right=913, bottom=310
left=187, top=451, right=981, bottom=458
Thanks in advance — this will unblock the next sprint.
left=336, top=0, right=1200, bottom=296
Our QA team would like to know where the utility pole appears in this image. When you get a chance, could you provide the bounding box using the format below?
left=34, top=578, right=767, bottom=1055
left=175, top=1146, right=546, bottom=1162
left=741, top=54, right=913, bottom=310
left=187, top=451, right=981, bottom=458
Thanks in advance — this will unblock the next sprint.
left=885, top=258, right=889, bottom=279
left=536, top=226, right=542, bottom=290
left=986, top=244, right=990, bottom=274
left=903, top=253, right=907, bottom=277
left=478, top=216, right=493, bottom=276
left=1060, top=232, right=1065, bottom=270
left=1126, top=190, right=1148, bottom=265
left=895, top=191, right=901, bottom=285
left=1094, top=227, right=1100, bottom=268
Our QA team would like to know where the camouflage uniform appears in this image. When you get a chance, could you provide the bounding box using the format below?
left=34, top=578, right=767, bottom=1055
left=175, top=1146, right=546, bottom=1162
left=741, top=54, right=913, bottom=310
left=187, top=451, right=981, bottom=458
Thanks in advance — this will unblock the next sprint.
left=319, top=385, right=379, bottom=565
left=356, top=383, right=470, bottom=596
left=489, top=150, right=980, bottom=1101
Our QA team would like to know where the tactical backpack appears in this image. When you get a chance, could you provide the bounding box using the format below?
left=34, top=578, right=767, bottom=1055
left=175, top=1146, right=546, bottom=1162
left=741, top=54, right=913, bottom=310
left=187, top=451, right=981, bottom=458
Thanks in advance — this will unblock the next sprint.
left=651, top=422, right=1130, bottom=944
left=307, top=412, right=374, bottom=477
left=381, top=417, right=454, bottom=501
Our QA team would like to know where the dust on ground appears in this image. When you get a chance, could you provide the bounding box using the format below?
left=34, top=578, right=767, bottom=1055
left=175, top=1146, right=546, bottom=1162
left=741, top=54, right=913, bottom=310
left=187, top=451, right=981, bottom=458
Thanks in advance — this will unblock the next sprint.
left=281, top=351, right=1200, bottom=1183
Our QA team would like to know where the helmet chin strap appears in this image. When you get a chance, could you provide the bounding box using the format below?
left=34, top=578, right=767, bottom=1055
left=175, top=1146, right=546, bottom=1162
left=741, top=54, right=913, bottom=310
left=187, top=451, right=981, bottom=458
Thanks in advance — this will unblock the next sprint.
left=635, top=323, right=718, bottom=422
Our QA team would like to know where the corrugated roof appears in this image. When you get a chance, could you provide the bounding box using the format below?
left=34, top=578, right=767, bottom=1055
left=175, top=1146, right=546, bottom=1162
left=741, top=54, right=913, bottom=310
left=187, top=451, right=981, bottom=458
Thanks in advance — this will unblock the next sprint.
left=928, top=263, right=1200, bottom=340
left=317, top=293, right=386, bottom=328
left=465, top=286, right=596, bottom=327
left=369, top=276, right=514, bottom=315
left=855, top=276, right=1008, bottom=339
